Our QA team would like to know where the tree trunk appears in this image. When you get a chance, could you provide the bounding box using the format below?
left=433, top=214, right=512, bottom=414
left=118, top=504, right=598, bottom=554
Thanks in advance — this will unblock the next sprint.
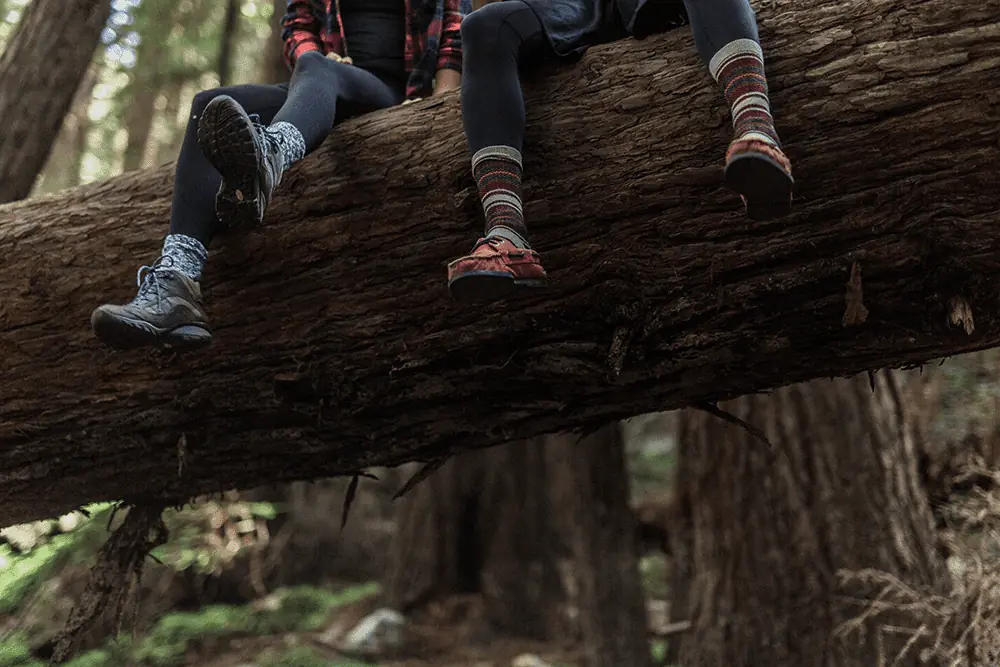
left=121, top=0, right=177, bottom=173
left=2, top=0, right=999, bottom=527
left=668, top=373, right=948, bottom=666
left=259, top=0, right=289, bottom=84
left=386, top=441, right=571, bottom=640
left=218, top=0, right=241, bottom=87
left=34, top=65, right=97, bottom=194
left=0, top=0, right=110, bottom=203
left=154, top=77, right=186, bottom=166
left=549, top=425, right=653, bottom=667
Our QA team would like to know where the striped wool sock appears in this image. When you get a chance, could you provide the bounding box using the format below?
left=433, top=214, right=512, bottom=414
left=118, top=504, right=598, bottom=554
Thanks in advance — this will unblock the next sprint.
left=472, top=145, right=530, bottom=249
left=709, top=38, right=780, bottom=147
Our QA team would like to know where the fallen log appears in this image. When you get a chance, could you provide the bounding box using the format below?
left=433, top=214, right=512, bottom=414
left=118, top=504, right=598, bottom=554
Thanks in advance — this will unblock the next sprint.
left=1, top=0, right=998, bottom=528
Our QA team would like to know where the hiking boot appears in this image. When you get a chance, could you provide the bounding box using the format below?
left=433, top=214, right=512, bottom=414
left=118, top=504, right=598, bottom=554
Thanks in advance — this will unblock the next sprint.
left=723, top=137, right=794, bottom=221
left=91, top=258, right=212, bottom=351
left=197, top=94, right=284, bottom=229
left=447, top=236, right=547, bottom=302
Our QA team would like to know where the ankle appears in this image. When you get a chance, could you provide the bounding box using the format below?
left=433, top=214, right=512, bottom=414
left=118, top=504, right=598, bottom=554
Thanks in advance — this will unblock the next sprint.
left=486, top=225, right=531, bottom=249
left=265, top=121, right=306, bottom=171
left=161, top=233, right=208, bottom=282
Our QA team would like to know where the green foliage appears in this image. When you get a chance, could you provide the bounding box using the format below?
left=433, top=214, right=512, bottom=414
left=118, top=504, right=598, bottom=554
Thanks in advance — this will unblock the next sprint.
left=639, top=555, right=669, bottom=600
left=150, top=500, right=284, bottom=575
left=82, top=583, right=382, bottom=667
left=0, top=504, right=113, bottom=614
left=0, top=633, right=45, bottom=667
left=650, top=640, right=667, bottom=663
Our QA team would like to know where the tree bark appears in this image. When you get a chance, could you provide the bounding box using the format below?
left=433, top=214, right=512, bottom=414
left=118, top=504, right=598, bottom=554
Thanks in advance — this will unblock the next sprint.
left=386, top=441, right=571, bottom=640
left=668, top=373, right=947, bottom=666
left=549, top=426, right=653, bottom=667
left=217, top=0, right=241, bottom=87
left=0, top=0, right=110, bottom=203
left=1, top=0, right=999, bottom=527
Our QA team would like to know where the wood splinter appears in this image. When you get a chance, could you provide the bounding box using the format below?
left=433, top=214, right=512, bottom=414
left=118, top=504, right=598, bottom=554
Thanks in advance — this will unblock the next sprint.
left=842, top=261, right=869, bottom=327
left=948, top=295, right=975, bottom=335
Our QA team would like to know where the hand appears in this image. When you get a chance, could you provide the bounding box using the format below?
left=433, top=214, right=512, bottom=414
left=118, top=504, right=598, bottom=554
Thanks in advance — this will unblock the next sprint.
left=433, top=69, right=461, bottom=95
left=326, top=52, right=353, bottom=65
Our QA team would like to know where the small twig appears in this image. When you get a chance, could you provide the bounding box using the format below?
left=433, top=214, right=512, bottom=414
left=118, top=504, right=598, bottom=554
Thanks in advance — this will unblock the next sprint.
left=393, top=457, right=449, bottom=500
left=693, top=401, right=774, bottom=449
left=649, top=620, right=692, bottom=638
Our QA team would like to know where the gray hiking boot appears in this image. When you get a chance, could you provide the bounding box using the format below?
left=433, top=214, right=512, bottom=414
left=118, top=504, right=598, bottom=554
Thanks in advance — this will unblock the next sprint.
left=196, top=94, right=285, bottom=229
left=90, top=258, right=212, bottom=351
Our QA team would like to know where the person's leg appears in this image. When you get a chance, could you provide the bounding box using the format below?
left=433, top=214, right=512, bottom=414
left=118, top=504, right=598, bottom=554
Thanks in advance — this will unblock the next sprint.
left=446, top=1, right=555, bottom=302
left=90, top=84, right=289, bottom=351
left=197, top=51, right=402, bottom=229
left=682, top=0, right=793, bottom=220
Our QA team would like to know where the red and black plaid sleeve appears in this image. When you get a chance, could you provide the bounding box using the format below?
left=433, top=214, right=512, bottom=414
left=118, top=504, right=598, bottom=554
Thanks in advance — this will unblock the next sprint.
left=280, top=0, right=324, bottom=70
left=435, top=0, right=465, bottom=72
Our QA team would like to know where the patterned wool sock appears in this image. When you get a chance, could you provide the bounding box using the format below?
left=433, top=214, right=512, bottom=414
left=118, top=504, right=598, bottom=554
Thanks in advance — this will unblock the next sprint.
left=264, top=121, right=306, bottom=173
left=709, top=38, right=781, bottom=147
left=472, top=145, right=530, bottom=249
left=162, top=233, right=209, bottom=281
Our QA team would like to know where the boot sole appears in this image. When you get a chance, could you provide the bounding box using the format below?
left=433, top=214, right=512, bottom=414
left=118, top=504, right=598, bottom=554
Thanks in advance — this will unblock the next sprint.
left=91, top=309, right=213, bottom=351
left=724, top=152, right=794, bottom=222
left=197, top=95, right=264, bottom=230
left=448, top=271, right=547, bottom=303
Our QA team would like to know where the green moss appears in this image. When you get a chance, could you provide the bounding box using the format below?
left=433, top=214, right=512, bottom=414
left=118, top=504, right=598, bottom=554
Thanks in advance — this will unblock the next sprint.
left=62, top=646, right=121, bottom=667
left=0, top=633, right=45, bottom=667
left=650, top=639, right=667, bottom=663
left=639, top=555, right=669, bottom=600
left=131, top=582, right=381, bottom=667
left=0, top=503, right=114, bottom=614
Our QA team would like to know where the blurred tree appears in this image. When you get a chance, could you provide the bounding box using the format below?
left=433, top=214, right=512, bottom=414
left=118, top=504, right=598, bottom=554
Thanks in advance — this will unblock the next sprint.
left=668, top=373, right=948, bottom=666
left=386, top=441, right=572, bottom=640
left=120, top=0, right=177, bottom=172
left=388, top=427, right=653, bottom=666
left=34, top=64, right=97, bottom=194
left=259, top=0, right=288, bottom=83
left=0, top=0, right=111, bottom=203
left=549, top=425, right=654, bottom=667
left=217, top=0, right=241, bottom=86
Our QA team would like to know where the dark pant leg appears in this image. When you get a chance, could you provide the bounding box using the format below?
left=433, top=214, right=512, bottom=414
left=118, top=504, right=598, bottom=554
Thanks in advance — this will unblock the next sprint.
left=168, top=84, right=289, bottom=246
left=272, top=50, right=404, bottom=153
left=681, top=0, right=759, bottom=64
left=459, top=1, right=555, bottom=154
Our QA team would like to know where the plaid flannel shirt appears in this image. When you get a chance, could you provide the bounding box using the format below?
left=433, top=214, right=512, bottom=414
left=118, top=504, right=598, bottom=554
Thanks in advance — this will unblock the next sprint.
left=281, top=0, right=469, bottom=101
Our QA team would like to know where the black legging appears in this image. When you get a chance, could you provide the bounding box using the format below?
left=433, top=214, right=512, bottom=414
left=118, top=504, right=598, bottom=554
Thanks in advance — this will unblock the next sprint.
left=460, top=1, right=551, bottom=154
left=460, top=0, right=761, bottom=155
left=169, top=51, right=405, bottom=246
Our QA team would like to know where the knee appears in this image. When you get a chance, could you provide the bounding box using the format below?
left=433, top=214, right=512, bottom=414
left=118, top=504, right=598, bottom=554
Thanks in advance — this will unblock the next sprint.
left=293, top=49, right=339, bottom=76
left=190, top=88, right=225, bottom=117
left=461, top=4, right=518, bottom=56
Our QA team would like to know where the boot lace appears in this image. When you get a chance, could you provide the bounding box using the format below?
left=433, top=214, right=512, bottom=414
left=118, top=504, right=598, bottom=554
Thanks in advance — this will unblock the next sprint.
left=134, top=255, right=176, bottom=310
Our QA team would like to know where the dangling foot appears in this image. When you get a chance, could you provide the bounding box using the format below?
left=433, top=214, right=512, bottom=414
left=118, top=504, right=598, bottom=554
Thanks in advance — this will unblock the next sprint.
left=447, top=236, right=547, bottom=303
left=91, top=257, right=212, bottom=351
left=723, top=137, right=794, bottom=221
left=197, top=95, right=289, bottom=229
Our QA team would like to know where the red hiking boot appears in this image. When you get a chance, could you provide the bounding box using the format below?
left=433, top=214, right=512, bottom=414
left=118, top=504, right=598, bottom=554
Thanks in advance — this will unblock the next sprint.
left=723, top=137, right=794, bottom=221
left=447, top=236, right=547, bottom=302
